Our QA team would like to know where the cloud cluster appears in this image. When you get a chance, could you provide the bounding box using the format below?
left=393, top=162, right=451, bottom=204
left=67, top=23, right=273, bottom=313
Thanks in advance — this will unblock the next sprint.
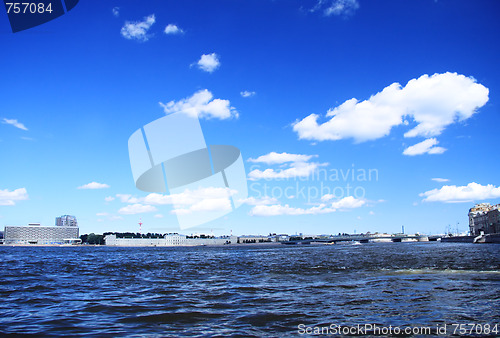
left=159, top=89, right=237, bottom=120
left=420, top=182, right=500, bottom=203
left=196, top=53, right=220, bottom=73
left=250, top=204, right=328, bottom=216
left=0, top=188, right=29, bottom=206
left=164, top=24, right=184, bottom=35
left=403, top=138, right=446, bottom=156
left=2, top=118, right=28, bottom=131
left=293, top=73, right=489, bottom=147
left=77, top=182, right=110, bottom=190
left=120, top=14, right=156, bottom=42
left=247, top=152, right=324, bottom=180
left=248, top=152, right=317, bottom=164
left=249, top=196, right=365, bottom=216
left=112, top=7, right=119, bottom=17
left=115, top=187, right=236, bottom=215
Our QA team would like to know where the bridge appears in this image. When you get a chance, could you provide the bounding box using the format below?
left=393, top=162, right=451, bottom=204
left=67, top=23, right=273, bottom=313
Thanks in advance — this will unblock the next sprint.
left=282, top=234, right=441, bottom=245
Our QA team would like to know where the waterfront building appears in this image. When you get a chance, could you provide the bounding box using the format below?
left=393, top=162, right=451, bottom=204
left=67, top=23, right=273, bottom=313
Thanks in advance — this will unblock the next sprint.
left=104, top=233, right=238, bottom=247
left=469, top=203, right=500, bottom=235
left=273, top=234, right=290, bottom=242
left=238, top=235, right=272, bottom=243
left=487, top=206, right=500, bottom=234
left=56, top=215, right=78, bottom=227
left=4, top=223, right=80, bottom=245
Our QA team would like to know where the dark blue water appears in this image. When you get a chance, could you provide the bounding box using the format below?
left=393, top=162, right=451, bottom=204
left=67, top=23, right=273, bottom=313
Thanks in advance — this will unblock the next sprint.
left=0, top=243, right=499, bottom=337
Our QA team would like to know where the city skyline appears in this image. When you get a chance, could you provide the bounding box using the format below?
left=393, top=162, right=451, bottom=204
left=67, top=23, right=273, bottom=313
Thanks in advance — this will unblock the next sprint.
left=1, top=0, right=500, bottom=236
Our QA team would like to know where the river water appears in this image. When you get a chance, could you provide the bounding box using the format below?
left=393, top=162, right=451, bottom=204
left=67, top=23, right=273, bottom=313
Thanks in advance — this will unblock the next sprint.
left=0, top=242, right=499, bottom=336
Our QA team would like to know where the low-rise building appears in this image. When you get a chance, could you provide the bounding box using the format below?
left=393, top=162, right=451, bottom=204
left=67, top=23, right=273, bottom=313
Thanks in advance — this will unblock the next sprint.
left=104, top=233, right=238, bottom=246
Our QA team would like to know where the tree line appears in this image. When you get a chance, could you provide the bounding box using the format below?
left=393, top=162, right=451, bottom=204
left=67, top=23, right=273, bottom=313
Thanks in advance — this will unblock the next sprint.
left=80, top=232, right=167, bottom=245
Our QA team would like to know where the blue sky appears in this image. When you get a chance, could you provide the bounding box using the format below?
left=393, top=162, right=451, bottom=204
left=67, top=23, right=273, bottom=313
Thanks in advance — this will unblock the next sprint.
left=1, top=0, right=499, bottom=236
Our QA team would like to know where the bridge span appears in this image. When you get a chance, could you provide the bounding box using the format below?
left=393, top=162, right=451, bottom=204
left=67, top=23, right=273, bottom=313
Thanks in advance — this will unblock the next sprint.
left=283, top=234, right=441, bottom=245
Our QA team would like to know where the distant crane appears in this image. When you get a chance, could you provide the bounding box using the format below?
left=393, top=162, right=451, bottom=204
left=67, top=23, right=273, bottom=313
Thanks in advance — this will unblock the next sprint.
left=139, top=218, right=142, bottom=234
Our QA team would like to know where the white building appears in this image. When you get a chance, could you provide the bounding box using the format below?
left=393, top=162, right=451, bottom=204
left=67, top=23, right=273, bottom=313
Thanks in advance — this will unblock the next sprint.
left=104, top=233, right=238, bottom=247
left=56, top=215, right=78, bottom=227
left=4, top=223, right=80, bottom=245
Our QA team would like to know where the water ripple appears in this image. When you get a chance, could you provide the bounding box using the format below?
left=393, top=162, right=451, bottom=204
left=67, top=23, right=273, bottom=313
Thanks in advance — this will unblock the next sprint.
left=0, top=243, right=498, bottom=336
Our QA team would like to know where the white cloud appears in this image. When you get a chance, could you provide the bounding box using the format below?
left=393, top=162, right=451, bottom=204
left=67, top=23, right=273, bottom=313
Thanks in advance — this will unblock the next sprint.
left=249, top=196, right=364, bottom=216
left=77, top=182, right=110, bottom=190
left=118, top=203, right=157, bottom=215
left=239, top=196, right=279, bottom=206
left=325, top=0, right=359, bottom=16
left=432, top=178, right=450, bottom=183
left=248, top=152, right=316, bottom=164
left=164, top=24, right=183, bottom=35
left=250, top=204, right=334, bottom=216
left=311, top=0, right=359, bottom=17
left=114, top=187, right=236, bottom=216
left=120, top=14, right=155, bottom=42
left=96, top=212, right=108, bottom=216
left=403, top=138, right=446, bottom=156
left=148, top=187, right=235, bottom=216
left=321, top=195, right=365, bottom=208
left=0, top=188, right=28, bottom=206
left=196, top=53, right=220, bottom=73
left=420, top=182, right=500, bottom=203
left=293, top=73, right=489, bottom=143
left=240, top=91, right=256, bottom=98
left=248, top=162, right=322, bottom=180
left=154, top=214, right=164, bottom=218
left=247, top=152, right=324, bottom=180
left=369, top=211, right=375, bottom=215
left=112, top=7, right=119, bottom=17
left=144, top=187, right=236, bottom=206
left=2, top=118, right=28, bottom=131
left=321, top=194, right=335, bottom=202
left=159, top=89, right=237, bottom=120
left=330, top=196, right=365, bottom=209
left=105, top=196, right=115, bottom=202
